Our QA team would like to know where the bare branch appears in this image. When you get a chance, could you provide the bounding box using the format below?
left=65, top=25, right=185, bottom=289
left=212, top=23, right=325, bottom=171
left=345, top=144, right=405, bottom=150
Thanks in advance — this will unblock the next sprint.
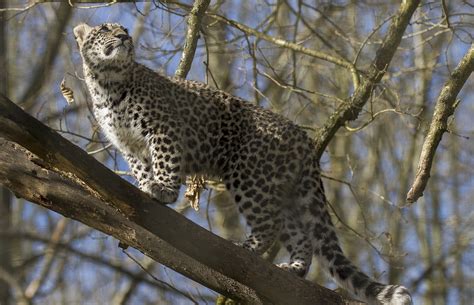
left=406, top=44, right=474, bottom=204
left=441, top=0, right=451, bottom=28
left=314, top=0, right=422, bottom=160
left=0, top=2, right=37, bottom=12
left=175, top=0, right=210, bottom=79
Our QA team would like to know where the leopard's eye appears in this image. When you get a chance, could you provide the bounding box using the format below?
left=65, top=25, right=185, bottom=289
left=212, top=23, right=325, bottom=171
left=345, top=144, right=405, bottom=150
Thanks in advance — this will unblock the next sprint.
left=98, top=25, right=110, bottom=33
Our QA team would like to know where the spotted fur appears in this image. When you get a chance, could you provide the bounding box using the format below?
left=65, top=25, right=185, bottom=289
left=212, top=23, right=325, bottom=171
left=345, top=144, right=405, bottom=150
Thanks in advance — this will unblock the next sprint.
left=74, top=22, right=413, bottom=305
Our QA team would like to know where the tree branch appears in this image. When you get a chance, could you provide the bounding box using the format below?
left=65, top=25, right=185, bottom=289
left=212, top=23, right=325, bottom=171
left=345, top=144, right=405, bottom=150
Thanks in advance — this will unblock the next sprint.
left=0, top=94, right=362, bottom=305
left=175, top=0, right=210, bottom=79
left=314, top=0, right=421, bottom=160
left=406, top=44, right=474, bottom=204
left=0, top=139, right=263, bottom=304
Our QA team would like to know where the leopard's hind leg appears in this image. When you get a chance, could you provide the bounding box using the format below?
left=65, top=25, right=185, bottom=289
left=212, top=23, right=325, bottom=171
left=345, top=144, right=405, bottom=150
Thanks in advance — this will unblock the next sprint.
left=276, top=170, right=325, bottom=277
left=224, top=173, right=283, bottom=255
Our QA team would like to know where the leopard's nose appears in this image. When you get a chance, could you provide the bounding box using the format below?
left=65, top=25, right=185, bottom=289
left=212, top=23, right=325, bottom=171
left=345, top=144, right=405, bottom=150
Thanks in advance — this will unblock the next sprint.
left=115, top=34, right=130, bottom=42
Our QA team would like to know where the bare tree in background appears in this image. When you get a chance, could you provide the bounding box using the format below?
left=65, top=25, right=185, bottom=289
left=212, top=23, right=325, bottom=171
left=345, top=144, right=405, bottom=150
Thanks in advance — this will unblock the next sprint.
left=0, top=1, right=473, bottom=304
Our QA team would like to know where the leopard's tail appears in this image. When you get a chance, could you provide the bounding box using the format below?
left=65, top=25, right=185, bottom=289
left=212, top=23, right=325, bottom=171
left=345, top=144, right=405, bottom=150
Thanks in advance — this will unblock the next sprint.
left=312, top=175, right=413, bottom=304
left=314, top=230, right=412, bottom=304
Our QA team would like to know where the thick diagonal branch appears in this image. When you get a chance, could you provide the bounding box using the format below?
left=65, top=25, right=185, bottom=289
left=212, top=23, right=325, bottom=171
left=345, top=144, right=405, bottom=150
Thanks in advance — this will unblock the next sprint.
left=0, top=94, right=362, bottom=305
left=0, top=140, right=259, bottom=304
left=406, top=44, right=474, bottom=203
left=314, top=0, right=421, bottom=159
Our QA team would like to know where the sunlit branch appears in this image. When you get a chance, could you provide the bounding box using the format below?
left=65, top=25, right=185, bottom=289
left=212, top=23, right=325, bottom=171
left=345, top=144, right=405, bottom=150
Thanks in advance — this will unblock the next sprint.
left=175, top=0, right=210, bottom=79
left=406, top=43, right=474, bottom=204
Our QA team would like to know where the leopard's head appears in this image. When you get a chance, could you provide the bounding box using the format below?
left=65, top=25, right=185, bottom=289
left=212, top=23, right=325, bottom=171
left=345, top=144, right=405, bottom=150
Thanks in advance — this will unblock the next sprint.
left=74, top=23, right=134, bottom=69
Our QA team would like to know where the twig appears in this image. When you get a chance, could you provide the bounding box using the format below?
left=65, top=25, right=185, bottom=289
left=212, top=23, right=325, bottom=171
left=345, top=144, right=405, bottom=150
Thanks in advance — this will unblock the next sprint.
left=344, top=108, right=403, bottom=132
left=441, top=0, right=451, bottom=28
left=68, top=0, right=118, bottom=9
left=87, top=143, right=113, bottom=155
left=0, top=2, right=37, bottom=12
left=406, top=44, right=474, bottom=204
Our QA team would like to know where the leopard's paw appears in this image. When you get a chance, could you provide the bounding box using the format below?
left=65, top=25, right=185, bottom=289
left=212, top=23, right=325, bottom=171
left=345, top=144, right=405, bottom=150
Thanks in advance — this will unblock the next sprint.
left=140, top=182, right=178, bottom=204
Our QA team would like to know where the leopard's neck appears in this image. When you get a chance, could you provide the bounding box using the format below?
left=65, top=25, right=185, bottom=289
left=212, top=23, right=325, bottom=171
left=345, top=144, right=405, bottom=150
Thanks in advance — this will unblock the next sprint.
left=83, top=63, right=134, bottom=109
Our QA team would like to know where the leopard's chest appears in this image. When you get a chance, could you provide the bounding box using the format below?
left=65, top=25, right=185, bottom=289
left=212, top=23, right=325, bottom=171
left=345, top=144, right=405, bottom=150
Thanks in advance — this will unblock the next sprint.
left=93, top=102, right=146, bottom=157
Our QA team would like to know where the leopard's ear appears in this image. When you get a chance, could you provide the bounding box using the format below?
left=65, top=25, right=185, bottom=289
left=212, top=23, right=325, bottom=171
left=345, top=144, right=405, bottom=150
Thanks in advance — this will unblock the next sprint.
left=73, top=23, right=92, bottom=47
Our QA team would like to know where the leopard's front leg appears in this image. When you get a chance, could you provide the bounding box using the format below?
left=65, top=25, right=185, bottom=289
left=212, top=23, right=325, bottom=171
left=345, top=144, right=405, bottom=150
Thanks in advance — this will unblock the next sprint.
left=124, top=147, right=180, bottom=204
left=123, top=153, right=155, bottom=194
left=145, top=132, right=182, bottom=204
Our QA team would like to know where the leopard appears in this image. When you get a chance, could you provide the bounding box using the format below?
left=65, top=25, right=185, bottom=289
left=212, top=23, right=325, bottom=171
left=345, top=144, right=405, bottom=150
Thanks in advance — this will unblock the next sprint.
left=73, top=22, right=413, bottom=305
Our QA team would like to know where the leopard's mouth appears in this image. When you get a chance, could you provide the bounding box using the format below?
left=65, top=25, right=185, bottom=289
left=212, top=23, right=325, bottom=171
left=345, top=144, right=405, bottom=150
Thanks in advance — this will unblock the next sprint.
left=104, top=44, right=115, bottom=56
left=104, top=43, right=127, bottom=56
